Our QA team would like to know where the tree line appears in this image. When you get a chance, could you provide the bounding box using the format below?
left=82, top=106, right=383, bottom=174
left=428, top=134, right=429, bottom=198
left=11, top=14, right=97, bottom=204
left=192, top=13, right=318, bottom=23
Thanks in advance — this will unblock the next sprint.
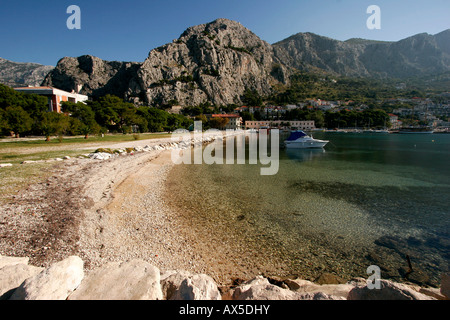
left=0, top=84, right=193, bottom=139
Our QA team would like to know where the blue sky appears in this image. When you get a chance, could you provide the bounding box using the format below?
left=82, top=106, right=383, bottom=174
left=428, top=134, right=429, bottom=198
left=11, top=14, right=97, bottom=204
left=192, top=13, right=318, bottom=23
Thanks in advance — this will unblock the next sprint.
left=1, top=0, right=449, bottom=66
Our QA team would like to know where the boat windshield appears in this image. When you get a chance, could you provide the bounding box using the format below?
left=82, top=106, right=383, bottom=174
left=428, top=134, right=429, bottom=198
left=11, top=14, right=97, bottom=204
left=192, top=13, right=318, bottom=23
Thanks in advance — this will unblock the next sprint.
left=286, top=131, right=308, bottom=141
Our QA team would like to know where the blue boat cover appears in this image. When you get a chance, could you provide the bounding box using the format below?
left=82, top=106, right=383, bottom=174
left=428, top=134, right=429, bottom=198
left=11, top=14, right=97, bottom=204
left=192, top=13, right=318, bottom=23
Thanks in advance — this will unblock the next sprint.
left=286, top=131, right=307, bottom=141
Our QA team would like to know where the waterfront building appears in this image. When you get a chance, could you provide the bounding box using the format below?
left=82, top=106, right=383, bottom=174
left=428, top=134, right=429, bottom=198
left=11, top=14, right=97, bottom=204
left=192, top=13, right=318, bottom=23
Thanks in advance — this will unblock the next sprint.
left=14, top=86, right=89, bottom=113
left=245, top=120, right=315, bottom=130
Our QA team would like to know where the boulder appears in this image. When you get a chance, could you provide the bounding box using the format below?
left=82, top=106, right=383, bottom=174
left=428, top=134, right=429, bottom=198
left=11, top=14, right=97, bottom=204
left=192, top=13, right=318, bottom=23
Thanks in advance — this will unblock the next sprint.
left=0, top=163, right=13, bottom=168
left=441, top=273, right=450, bottom=299
left=285, top=278, right=354, bottom=299
left=10, top=256, right=84, bottom=300
left=419, top=287, right=447, bottom=300
left=0, top=264, right=44, bottom=300
left=68, top=260, right=162, bottom=300
left=89, top=152, right=113, bottom=161
left=160, top=270, right=194, bottom=300
left=170, top=274, right=221, bottom=301
left=0, top=256, right=29, bottom=269
left=347, top=279, right=434, bottom=300
left=21, top=160, right=37, bottom=164
left=315, top=273, right=346, bottom=285
left=229, top=277, right=343, bottom=300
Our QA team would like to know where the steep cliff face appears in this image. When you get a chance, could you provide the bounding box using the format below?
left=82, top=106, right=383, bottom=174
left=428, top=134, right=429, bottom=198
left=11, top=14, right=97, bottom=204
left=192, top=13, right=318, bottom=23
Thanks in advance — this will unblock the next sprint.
left=38, top=19, right=450, bottom=106
left=0, top=58, right=54, bottom=87
left=273, top=30, right=450, bottom=78
left=42, top=55, right=141, bottom=98
left=41, top=19, right=288, bottom=106
left=133, top=18, right=288, bottom=106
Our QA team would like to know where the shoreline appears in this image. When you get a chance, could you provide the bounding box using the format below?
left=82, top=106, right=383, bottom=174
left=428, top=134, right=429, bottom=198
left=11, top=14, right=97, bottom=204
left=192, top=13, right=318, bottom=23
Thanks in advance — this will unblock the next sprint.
left=0, top=133, right=248, bottom=286
left=78, top=149, right=212, bottom=275
left=1, top=133, right=446, bottom=292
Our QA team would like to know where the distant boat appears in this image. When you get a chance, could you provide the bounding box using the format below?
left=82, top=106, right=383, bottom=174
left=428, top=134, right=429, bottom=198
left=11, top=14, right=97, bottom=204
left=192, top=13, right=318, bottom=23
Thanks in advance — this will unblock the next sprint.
left=284, top=131, right=329, bottom=149
left=372, top=129, right=390, bottom=134
left=398, top=127, right=434, bottom=134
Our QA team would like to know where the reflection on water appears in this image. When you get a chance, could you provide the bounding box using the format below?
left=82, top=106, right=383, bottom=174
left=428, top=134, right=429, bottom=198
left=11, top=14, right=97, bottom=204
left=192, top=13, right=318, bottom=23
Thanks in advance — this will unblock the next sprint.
left=285, top=148, right=327, bottom=162
left=166, top=133, right=450, bottom=287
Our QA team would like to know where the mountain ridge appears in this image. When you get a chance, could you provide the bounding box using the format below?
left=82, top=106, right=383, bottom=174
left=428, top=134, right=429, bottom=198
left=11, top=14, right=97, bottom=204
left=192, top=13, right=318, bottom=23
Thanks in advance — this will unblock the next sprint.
left=0, top=58, right=54, bottom=88
left=2, top=19, right=449, bottom=106
left=272, top=28, right=450, bottom=78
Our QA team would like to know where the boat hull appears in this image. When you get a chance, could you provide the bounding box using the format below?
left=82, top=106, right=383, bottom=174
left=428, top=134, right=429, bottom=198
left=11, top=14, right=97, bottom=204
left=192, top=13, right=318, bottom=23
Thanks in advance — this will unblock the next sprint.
left=285, top=140, right=329, bottom=149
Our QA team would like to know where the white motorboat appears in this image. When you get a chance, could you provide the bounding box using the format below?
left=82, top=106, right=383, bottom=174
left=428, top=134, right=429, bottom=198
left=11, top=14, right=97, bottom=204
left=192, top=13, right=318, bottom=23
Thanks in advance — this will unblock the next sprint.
left=284, top=131, right=329, bottom=149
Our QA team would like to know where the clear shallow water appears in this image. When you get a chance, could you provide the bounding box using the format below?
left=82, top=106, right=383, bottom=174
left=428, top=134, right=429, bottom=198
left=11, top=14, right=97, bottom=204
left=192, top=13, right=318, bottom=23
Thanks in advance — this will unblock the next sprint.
left=167, top=132, right=450, bottom=286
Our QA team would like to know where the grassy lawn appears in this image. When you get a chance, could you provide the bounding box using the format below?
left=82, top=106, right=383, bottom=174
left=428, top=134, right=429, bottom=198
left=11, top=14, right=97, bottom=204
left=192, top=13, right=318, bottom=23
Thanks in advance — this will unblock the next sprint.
left=0, top=132, right=172, bottom=148
left=0, top=132, right=172, bottom=202
left=0, top=133, right=172, bottom=163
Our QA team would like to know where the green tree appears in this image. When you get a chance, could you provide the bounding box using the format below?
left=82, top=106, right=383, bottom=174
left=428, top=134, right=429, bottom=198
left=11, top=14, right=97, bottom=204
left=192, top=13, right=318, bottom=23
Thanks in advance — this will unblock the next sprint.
left=40, top=112, right=69, bottom=141
left=0, top=84, right=48, bottom=135
left=4, top=106, right=33, bottom=138
left=88, top=95, right=144, bottom=133
left=0, top=109, right=8, bottom=136
left=242, top=89, right=263, bottom=107
left=62, top=101, right=100, bottom=138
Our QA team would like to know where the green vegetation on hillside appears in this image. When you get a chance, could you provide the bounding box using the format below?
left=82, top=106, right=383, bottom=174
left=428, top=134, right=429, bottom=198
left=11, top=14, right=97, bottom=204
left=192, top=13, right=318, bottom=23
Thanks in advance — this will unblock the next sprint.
left=268, top=72, right=433, bottom=106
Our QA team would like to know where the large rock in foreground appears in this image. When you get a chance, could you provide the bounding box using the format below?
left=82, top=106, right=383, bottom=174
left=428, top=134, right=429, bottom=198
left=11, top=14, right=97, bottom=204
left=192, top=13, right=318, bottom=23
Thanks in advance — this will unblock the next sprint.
left=9, top=256, right=84, bottom=300
left=68, top=260, right=162, bottom=300
left=0, top=255, right=30, bottom=269
left=169, top=273, right=222, bottom=301
left=347, top=279, right=434, bottom=300
left=0, top=255, right=444, bottom=300
left=0, top=264, right=43, bottom=300
left=227, top=276, right=345, bottom=300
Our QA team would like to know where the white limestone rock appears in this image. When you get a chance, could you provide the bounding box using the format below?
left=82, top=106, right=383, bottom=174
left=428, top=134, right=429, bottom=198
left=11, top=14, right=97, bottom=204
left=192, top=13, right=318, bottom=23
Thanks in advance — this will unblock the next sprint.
left=9, top=256, right=84, bottom=300
left=347, top=279, right=435, bottom=300
left=68, top=260, right=162, bottom=300
left=170, top=274, right=221, bottom=301
left=0, top=264, right=44, bottom=299
left=0, top=256, right=29, bottom=269
left=284, top=278, right=354, bottom=299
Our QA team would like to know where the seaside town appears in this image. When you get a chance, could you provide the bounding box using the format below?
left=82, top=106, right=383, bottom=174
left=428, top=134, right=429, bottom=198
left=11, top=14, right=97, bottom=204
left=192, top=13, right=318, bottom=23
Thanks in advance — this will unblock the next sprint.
left=3, top=84, right=450, bottom=137
left=0, top=1, right=449, bottom=306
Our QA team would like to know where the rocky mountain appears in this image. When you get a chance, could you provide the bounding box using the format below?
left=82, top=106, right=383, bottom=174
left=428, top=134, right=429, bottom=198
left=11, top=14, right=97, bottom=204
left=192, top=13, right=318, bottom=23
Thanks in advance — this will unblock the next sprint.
left=132, top=18, right=289, bottom=106
left=0, top=58, right=54, bottom=87
left=272, top=29, right=450, bottom=78
left=40, top=19, right=450, bottom=106
left=41, top=55, right=141, bottom=99
left=42, top=18, right=289, bottom=106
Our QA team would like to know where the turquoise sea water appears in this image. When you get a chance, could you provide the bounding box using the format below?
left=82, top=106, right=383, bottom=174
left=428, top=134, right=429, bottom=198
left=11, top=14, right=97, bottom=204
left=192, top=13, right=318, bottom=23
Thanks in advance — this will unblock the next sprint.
left=167, top=132, right=450, bottom=286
